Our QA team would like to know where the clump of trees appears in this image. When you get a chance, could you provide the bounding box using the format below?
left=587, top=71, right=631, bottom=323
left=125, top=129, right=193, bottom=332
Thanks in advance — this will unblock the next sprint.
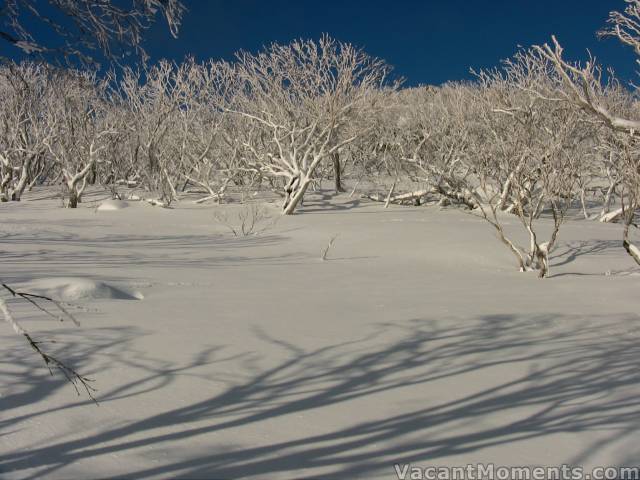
left=0, top=5, right=639, bottom=278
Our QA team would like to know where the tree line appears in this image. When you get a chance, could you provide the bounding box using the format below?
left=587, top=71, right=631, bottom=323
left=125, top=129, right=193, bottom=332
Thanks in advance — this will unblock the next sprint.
left=1, top=6, right=639, bottom=279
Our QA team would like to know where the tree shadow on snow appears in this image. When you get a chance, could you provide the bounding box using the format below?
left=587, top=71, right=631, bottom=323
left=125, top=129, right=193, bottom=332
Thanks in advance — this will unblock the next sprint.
left=0, top=232, right=313, bottom=271
left=551, top=239, right=621, bottom=268
left=299, top=197, right=364, bottom=214
left=1, top=313, right=639, bottom=479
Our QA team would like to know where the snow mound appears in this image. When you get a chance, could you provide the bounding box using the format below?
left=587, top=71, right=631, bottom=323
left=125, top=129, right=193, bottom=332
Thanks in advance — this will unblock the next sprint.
left=97, top=199, right=129, bottom=211
left=25, top=277, right=144, bottom=301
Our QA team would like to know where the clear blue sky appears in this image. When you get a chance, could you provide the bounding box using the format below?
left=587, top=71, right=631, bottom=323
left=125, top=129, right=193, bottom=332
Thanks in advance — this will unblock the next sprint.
left=139, top=0, right=636, bottom=87
left=136, top=1, right=638, bottom=86
left=5, top=1, right=639, bottom=87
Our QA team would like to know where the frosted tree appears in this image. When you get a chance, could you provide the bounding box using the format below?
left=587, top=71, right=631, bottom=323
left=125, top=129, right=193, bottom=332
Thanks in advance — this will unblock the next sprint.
left=394, top=84, right=481, bottom=208
left=377, top=52, right=591, bottom=277
left=228, top=36, right=392, bottom=214
left=535, top=0, right=640, bottom=265
left=173, top=60, right=241, bottom=204
left=332, top=88, right=407, bottom=203
left=0, top=62, right=56, bottom=201
left=471, top=51, right=595, bottom=277
left=119, top=62, right=186, bottom=205
left=599, top=130, right=640, bottom=264
left=43, top=70, right=117, bottom=208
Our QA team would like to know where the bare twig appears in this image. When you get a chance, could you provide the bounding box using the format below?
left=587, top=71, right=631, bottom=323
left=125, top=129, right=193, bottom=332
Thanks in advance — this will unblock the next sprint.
left=0, top=283, right=96, bottom=403
left=321, top=234, right=339, bottom=261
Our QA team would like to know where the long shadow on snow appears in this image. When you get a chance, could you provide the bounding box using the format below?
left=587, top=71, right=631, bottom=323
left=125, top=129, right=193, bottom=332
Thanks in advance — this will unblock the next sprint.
left=1, top=325, right=238, bottom=431
left=1, top=232, right=313, bottom=270
left=1, top=313, right=638, bottom=479
left=551, top=239, right=621, bottom=268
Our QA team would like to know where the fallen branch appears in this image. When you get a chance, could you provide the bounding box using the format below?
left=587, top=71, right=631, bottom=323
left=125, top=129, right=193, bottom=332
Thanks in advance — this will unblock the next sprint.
left=144, top=198, right=170, bottom=208
left=387, top=189, right=430, bottom=203
left=362, top=189, right=430, bottom=205
left=600, top=207, right=624, bottom=223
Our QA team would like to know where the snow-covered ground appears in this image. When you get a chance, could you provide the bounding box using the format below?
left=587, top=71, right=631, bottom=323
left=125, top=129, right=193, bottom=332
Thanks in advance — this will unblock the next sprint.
left=1, top=189, right=639, bottom=479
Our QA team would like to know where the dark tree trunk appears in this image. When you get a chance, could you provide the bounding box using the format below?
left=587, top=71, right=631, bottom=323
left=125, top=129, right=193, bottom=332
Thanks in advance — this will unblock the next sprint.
left=332, top=152, right=344, bottom=193
left=67, top=189, right=79, bottom=208
left=87, top=164, right=97, bottom=185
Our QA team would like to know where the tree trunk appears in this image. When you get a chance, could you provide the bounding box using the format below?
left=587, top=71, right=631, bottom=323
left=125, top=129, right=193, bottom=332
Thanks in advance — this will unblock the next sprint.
left=623, top=235, right=640, bottom=266
left=11, top=156, right=33, bottom=201
left=525, top=224, right=538, bottom=269
left=87, top=163, right=97, bottom=185
left=282, top=175, right=311, bottom=215
left=1, top=171, right=11, bottom=202
left=536, top=243, right=550, bottom=278
left=600, top=170, right=617, bottom=217
left=67, top=188, right=79, bottom=208
left=580, top=188, right=589, bottom=219
left=623, top=204, right=640, bottom=266
left=332, top=152, right=344, bottom=193
left=384, top=178, right=398, bottom=208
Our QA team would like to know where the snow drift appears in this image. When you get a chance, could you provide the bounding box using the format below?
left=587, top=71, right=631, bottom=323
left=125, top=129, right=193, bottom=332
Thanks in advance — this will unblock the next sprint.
left=97, top=200, right=129, bottom=211
left=24, top=277, right=144, bottom=301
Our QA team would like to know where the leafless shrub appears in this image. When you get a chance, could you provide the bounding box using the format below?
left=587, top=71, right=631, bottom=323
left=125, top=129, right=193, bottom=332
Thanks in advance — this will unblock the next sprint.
left=213, top=203, right=278, bottom=237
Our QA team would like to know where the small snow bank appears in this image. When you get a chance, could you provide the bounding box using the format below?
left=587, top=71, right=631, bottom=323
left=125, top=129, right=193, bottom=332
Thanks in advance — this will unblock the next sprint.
left=25, top=277, right=144, bottom=301
left=97, top=199, right=129, bottom=211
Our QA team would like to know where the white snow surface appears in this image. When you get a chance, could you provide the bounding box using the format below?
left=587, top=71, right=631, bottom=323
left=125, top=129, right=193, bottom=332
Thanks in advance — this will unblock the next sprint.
left=96, top=199, right=130, bottom=211
left=24, top=277, right=143, bottom=301
left=1, top=188, right=639, bottom=479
